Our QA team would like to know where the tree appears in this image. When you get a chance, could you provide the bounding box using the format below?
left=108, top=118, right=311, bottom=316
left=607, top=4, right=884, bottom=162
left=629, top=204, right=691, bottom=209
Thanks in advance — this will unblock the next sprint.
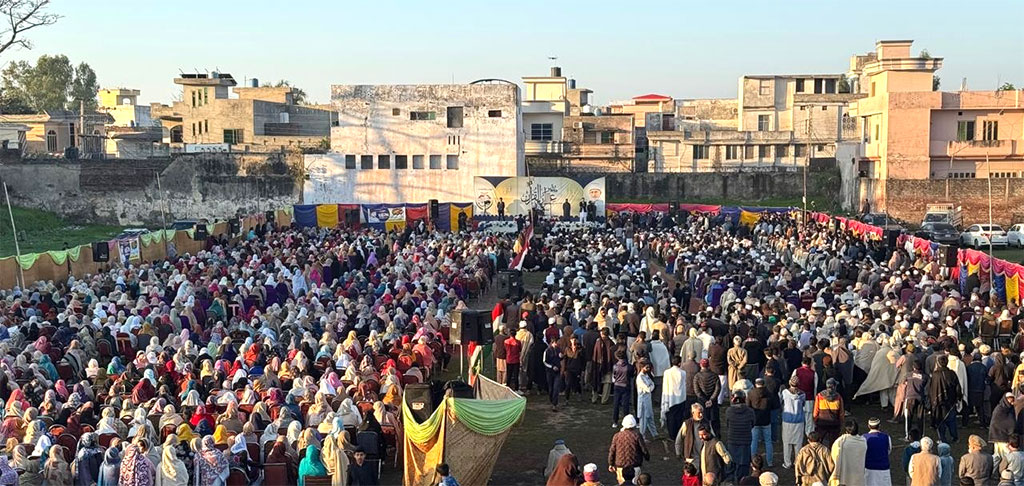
left=264, top=79, right=307, bottom=104
left=998, top=82, right=1017, bottom=91
left=837, top=77, right=851, bottom=94
left=918, top=50, right=940, bottom=91
left=0, top=0, right=58, bottom=57
left=0, top=54, right=99, bottom=113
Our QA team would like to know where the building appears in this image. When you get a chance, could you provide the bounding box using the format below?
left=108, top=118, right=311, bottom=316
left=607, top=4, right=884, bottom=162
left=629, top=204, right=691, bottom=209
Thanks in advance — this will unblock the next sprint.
left=609, top=94, right=675, bottom=170
left=0, top=111, right=110, bottom=156
left=97, top=88, right=164, bottom=158
left=647, top=74, right=861, bottom=172
left=522, top=67, right=636, bottom=174
left=302, top=82, right=524, bottom=204
left=0, top=124, right=28, bottom=156
left=152, top=73, right=337, bottom=151
left=847, top=39, right=1024, bottom=212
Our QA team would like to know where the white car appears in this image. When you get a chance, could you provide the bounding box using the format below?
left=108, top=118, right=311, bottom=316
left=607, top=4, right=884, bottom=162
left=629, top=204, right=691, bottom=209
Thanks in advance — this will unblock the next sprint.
left=960, top=224, right=1009, bottom=248
left=1009, top=223, right=1024, bottom=248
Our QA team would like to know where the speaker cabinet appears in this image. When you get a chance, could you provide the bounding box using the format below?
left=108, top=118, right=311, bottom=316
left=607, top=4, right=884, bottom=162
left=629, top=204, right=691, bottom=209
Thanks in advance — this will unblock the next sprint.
left=92, top=242, right=109, bottom=262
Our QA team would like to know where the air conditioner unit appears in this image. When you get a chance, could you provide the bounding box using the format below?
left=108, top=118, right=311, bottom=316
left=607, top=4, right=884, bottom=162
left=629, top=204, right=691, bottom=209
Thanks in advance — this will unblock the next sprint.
left=572, top=122, right=583, bottom=129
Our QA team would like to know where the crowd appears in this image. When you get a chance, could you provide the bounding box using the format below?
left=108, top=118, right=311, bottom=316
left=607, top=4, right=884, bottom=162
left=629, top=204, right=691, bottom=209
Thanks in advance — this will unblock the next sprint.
left=1, top=204, right=1023, bottom=486
left=0, top=220, right=515, bottom=486
left=496, top=210, right=1024, bottom=486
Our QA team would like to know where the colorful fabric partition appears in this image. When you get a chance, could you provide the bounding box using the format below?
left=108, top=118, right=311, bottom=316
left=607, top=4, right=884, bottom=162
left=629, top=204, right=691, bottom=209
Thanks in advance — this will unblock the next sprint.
left=293, top=204, right=317, bottom=228
left=363, top=204, right=407, bottom=231
left=405, top=203, right=428, bottom=223
left=679, top=203, right=722, bottom=214
left=605, top=203, right=671, bottom=214
left=436, top=203, right=452, bottom=232
left=315, top=204, right=339, bottom=228
left=738, top=210, right=761, bottom=227
left=450, top=203, right=472, bottom=232
left=338, top=204, right=360, bottom=228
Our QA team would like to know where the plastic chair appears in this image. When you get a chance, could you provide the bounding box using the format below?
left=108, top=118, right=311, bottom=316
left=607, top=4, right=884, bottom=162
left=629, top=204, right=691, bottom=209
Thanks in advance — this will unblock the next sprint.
left=263, top=463, right=288, bottom=486
left=226, top=468, right=248, bottom=486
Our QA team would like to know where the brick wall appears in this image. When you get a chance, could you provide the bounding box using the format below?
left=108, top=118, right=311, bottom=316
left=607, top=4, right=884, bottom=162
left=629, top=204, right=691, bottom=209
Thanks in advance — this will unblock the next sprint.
left=606, top=169, right=841, bottom=206
left=886, top=178, right=1024, bottom=225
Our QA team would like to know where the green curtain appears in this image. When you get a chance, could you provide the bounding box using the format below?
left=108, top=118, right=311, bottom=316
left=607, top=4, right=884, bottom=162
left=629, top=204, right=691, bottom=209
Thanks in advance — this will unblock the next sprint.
left=162, top=229, right=176, bottom=241
left=15, top=253, right=39, bottom=270
left=402, top=395, right=446, bottom=444
left=449, top=397, right=525, bottom=436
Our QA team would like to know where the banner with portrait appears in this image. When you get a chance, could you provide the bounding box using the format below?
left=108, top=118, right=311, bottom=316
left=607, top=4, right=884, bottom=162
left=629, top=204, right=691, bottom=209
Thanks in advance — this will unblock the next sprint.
left=473, top=176, right=605, bottom=218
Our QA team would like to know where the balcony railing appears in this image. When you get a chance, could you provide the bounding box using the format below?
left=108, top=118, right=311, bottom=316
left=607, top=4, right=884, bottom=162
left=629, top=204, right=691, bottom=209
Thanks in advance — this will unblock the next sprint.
left=525, top=140, right=569, bottom=155
left=932, top=139, right=1014, bottom=158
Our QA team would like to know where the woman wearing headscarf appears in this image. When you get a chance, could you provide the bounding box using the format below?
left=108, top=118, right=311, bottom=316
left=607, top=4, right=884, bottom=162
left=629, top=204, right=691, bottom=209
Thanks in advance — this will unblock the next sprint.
left=85, top=359, right=102, bottom=379
left=97, top=407, right=128, bottom=438
left=321, top=417, right=351, bottom=486
left=106, top=356, right=126, bottom=375
left=297, top=428, right=321, bottom=453
left=189, top=405, right=215, bottom=428
left=234, top=434, right=262, bottom=482
left=42, top=445, right=74, bottom=486
left=0, top=452, right=17, bottom=486
left=96, top=444, right=122, bottom=486
left=286, top=420, right=303, bottom=451
left=298, top=445, right=329, bottom=486
left=546, top=453, right=583, bottom=486
left=215, top=402, right=243, bottom=434
left=72, top=433, right=104, bottom=486
left=212, top=424, right=231, bottom=446
left=337, top=398, right=362, bottom=429
left=194, top=418, right=214, bottom=438
left=158, top=405, right=182, bottom=430
left=22, top=419, right=45, bottom=448
left=12, top=443, right=41, bottom=486
left=119, top=439, right=156, bottom=486
left=372, top=401, right=402, bottom=446
left=156, top=435, right=188, bottom=486
left=306, top=393, right=334, bottom=428
left=131, top=376, right=156, bottom=405
left=194, top=436, right=229, bottom=486
left=266, top=437, right=298, bottom=484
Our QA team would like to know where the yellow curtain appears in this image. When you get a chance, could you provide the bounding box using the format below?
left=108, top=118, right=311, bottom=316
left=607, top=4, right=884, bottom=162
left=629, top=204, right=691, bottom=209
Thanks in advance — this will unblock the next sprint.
left=739, top=210, right=761, bottom=227
left=1008, top=274, right=1021, bottom=306
left=316, top=204, right=339, bottom=228
left=450, top=205, right=472, bottom=232
left=968, top=261, right=980, bottom=275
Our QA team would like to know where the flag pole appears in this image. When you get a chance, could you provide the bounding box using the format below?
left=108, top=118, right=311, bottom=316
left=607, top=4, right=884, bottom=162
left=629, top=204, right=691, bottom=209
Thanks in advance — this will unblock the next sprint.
left=3, top=183, right=25, bottom=288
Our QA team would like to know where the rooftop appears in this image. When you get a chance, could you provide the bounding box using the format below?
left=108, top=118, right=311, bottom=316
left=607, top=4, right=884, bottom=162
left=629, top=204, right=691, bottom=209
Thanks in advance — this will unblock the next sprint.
left=633, top=93, right=672, bottom=101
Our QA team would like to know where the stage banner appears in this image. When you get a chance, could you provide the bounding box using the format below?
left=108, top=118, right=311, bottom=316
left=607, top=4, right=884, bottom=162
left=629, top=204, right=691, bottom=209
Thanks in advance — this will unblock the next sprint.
left=473, top=176, right=605, bottom=218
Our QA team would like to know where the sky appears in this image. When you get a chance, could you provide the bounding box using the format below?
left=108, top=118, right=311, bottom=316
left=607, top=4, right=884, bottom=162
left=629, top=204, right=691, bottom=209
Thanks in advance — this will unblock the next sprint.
left=4, top=0, right=1022, bottom=106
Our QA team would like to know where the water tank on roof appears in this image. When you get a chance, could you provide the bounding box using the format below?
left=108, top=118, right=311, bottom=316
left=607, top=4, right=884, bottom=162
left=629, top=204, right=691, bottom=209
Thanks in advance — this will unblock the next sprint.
left=569, top=79, right=576, bottom=89
left=211, top=71, right=219, bottom=79
left=251, top=78, right=259, bottom=88
left=551, top=66, right=561, bottom=77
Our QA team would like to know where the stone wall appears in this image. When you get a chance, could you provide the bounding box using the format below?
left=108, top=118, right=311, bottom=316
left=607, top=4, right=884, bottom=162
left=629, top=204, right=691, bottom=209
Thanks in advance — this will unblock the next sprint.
left=0, top=152, right=301, bottom=226
left=606, top=169, right=841, bottom=207
left=883, top=178, right=1024, bottom=226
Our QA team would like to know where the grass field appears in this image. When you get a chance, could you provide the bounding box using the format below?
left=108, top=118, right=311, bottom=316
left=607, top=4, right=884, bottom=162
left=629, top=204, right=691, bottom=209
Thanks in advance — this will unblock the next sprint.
left=0, top=206, right=125, bottom=258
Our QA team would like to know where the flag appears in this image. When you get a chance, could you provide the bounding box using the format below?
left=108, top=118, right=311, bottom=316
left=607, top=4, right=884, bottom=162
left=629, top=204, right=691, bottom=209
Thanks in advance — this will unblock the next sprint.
left=509, top=223, right=533, bottom=271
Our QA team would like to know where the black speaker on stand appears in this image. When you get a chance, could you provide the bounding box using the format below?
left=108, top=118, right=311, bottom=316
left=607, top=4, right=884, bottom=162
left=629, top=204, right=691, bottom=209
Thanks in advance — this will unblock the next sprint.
left=194, top=224, right=209, bottom=241
left=497, top=269, right=523, bottom=299
left=429, top=199, right=439, bottom=222
left=883, top=229, right=900, bottom=249
left=938, top=245, right=958, bottom=267
left=92, top=242, right=109, bottom=262
left=229, top=218, right=241, bottom=236
left=404, top=383, right=434, bottom=423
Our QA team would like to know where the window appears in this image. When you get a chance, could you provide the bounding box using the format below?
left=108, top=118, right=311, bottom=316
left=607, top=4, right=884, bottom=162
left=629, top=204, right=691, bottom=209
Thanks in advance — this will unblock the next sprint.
left=223, top=129, right=243, bottom=144
left=378, top=154, right=390, bottom=169
left=488, top=110, right=502, bottom=118
left=776, top=144, right=788, bottom=157
left=600, top=132, right=614, bottom=144
left=344, top=155, right=356, bottom=169
left=821, top=105, right=828, bottom=111
left=203, top=88, right=208, bottom=104
left=816, top=144, right=826, bottom=152
left=758, top=145, right=770, bottom=159
left=693, top=145, right=708, bottom=160
left=191, top=91, right=196, bottom=107
left=759, top=80, right=770, bottom=96
left=392, top=108, right=400, bottom=116
left=46, top=130, right=57, bottom=152
left=395, top=155, right=408, bottom=169
left=957, top=121, right=975, bottom=141
left=446, top=106, right=463, bottom=128
left=68, top=123, right=75, bottom=147
left=795, top=79, right=805, bottom=93
left=531, top=123, right=553, bottom=141
left=757, top=115, right=770, bottom=131
left=825, top=79, right=836, bottom=93
left=412, top=155, right=425, bottom=169
left=725, top=145, right=741, bottom=160
left=446, top=154, right=459, bottom=169
left=794, top=145, right=806, bottom=157
left=429, top=155, right=441, bottom=169
left=743, top=146, right=754, bottom=159
left=870, top=82, right=876, bottom=97
left=360, top=155, right=373, bottom=169
left=204, top=120, right=209, bottom=134
left=983, top=120, right=998, bottom=141
left=410, top=111, right=436, bottom=121
left=814, top=79, right=824, bottom=94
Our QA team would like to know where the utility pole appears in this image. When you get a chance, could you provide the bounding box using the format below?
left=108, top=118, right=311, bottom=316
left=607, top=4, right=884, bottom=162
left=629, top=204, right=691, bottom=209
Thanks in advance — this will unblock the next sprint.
left=987, top=151, right=994, bottom=294
left=803, top=115, right=810, bottom=227
left=4, top=182, right=24, bottom=288
left=79, top=100, right=85, bottom=153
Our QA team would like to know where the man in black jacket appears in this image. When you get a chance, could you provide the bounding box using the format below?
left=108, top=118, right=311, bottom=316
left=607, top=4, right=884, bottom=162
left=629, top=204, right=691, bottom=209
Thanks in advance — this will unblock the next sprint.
left=694, top=359, right=722, bottom=435
left=747, top=378, right=774, bottom=467
left=725, top=391, right=756, bottom=482
left=928, top=355, right=962, bottom=443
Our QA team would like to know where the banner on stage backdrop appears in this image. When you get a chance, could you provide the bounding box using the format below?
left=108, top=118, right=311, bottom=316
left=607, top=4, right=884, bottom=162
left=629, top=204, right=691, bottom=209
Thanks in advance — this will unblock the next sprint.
left=364, top=204, right=407, bottom=231
left=118, top=237, right=141, bottom=265
left=473, top=176, right=605, bottom=217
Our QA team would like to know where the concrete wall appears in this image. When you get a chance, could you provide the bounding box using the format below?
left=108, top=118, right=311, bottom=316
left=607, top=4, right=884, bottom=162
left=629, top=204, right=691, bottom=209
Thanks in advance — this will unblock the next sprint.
left=605, top=169, right=841, bottom=207
left=0, top=153, right=300, bottom=225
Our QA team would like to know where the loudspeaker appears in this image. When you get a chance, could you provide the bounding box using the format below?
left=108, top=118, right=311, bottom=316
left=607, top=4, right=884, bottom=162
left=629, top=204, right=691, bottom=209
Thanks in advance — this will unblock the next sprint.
left=938, top=245, right=958, bottom=267
left=229, top=218, right=241, bottom=236
left=429, top=199, right=439, bottom=220
left=444, top=380, right=475, bottom=399
left=92, top=242, right=109, bottom=262
left=450, top=309, right=485, bottom=345
left=265, top=210, right=275, bottom=222
left=194, top=224, right=209, bottom=240
left=670, top=200, right=679, bottom=214
left=884, top=229, right=900, bottom=249
left=497, top=270, right=523, bottom=299
left=478, top=316, right=494, bottom=345
left=404, top=383, right=434, bottom=423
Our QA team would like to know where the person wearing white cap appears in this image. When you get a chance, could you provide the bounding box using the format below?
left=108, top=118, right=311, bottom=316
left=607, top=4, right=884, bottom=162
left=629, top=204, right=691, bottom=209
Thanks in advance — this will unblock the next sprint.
left=606, top=414, right=648, bottom=484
